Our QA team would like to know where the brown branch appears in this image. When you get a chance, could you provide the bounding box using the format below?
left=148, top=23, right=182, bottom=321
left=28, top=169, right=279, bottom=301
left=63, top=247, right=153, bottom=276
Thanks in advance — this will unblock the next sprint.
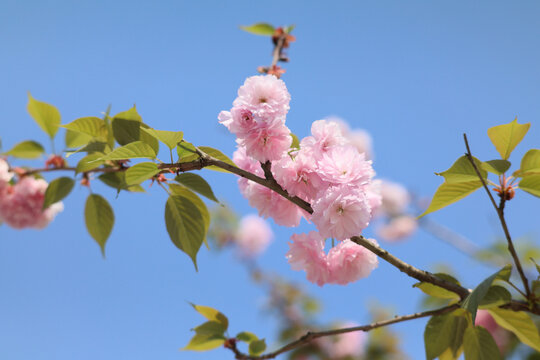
left=227, top=304, right=460, bottom=360
left=350, top=235, right=470, bottom=299
left=463, top=134, right=531, bottom=299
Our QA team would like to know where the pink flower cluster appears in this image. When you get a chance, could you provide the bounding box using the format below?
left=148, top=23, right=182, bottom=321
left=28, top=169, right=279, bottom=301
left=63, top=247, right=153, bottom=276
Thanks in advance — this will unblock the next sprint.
left=0, top=159, right=63, bottom=229
left=318, top=321, right=366, bottom=359
left=234, top=214, right=273, bottom=258
left=374, top=180, right=417, bottom=242
left=286, top=232, right=379, bottom=286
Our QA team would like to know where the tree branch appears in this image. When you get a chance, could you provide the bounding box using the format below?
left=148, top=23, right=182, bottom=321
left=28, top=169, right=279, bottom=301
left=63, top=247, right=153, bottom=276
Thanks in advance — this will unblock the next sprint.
left=227, top=304, right=460, bottom=360
left=463, top=134, right=531, bottom=299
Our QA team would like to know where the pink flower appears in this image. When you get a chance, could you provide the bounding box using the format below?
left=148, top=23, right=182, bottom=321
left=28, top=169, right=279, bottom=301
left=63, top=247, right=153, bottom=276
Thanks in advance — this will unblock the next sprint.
left=273, top=150, right=326, bottom=201
left=312, top=184, right=372, bottom=240
left=0, top=159, right=13, bottom=195
left=364, top=180, right=382, bottom=214
left=246, top=183, right=303, bottom=227
left=218, top=107, right=259, bottom=137
left=232, top=146, right=262, bottom=195
left=376, top=215, right=418, bottom=242
left=378, top=180, right=410, bottom=216
left=235, top=214, right=273, bottom=257
left=475, top=310, right=510, bottom=352
left=286, top=232, right=330, bottom=286
left=320, top=322, right=367, bottom=358
left=300, top=120, right=348, bottom=159
left=347, top=129, right=373, bottom=160
left=0, top=176, right=63, bottom=229
left=233, top=75, right=290, bottom=121
left=327, top=239, right=379, bottom=285
left=239, top=121, right=292, bottom=162
left=316, top=145, right=375, bottom=186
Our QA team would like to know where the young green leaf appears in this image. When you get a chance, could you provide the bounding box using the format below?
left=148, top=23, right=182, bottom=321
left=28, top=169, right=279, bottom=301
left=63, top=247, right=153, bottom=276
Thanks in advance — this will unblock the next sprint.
left=99, top=141, right=156, bottom=161
left=481, top=160, right=511, bottom=175
left=190, top=304, right=229, bottom=330
left=478, top=285, right=511, bottom=308
left=198, top=146, right=237, bottom=173
left=290, top=133, right=300, bottom=149
left=85, top=194, right=114, bottom=256
left=42, top=177, right=74, bottom=209
left=487, top=118, right=530, bottom=160
left=419, top=181, right=483, bottom=218
left=76, top=153, right=105, bottom=173
left=413, top=273, right=461, bottom=300
left=27, top=93, right=61, bottom=139
left=249, top=339, right=267, bottom=356
left=61, top=117, right=108, bottom=140
left=125, top=162, right=159, bottom=185
left=175, top=173, right=218, bottom=202
left=141, top=128, right=183, bottom=150
left=236, top=331, right=259, bottom=343
left=5, top=140, right=44, bottom=159
left=519, top=175, right=540, bottom=198
left=436, top=156, right=487, bottom=183
left=240, top=23, right=275, bottom=36
left=424, top=309, right=469, bottom=360
left=169, top=185, right=210, bottom=247
left=518, top=149, right=540, bottom=176
left=112, top=118, right=141, bottom=145
left=165, top=195, right=207, bottom=270
left=182, top=333, right=225, bottom=351
left=488, top=308, right=540, bottom=352
left=461, top=265, right=512, bottom=323
left=463, top=326, right=502, bottom=360
left=65, top=129, right=93, bottom=149
left=98, top=172, right=145, bottom=193
left=113, top=106, right=142, bottom=122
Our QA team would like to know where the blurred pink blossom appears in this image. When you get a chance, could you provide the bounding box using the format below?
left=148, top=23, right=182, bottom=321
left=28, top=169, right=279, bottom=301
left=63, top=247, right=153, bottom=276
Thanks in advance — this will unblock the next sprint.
left=0, top=176, right=63, bottom=229
left=376, top=215, right=418, bottom=242
left=475, top=310, right=510, bottom=353
left=235, top=214, right=273, bottom=257
left=378, top=180, right=410, bottom=216
left=320, top=321, right=367, bottom=358
left=286, top=231, right=330, bottom=286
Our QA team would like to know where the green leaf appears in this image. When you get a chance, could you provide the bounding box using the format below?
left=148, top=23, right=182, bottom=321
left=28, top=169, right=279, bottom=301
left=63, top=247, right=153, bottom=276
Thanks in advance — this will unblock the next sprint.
left=183, top=333, right=225, bottom=351
left=85, top=194, right=114, bottom=256
left=61, top=117, right=108, bottom=140
left=190, top=304, right=229, bottom=330
left=284, top=24, right=295, bottom=34
left=141, top=128, right=183, bottom=150
left=165, top=195, right=207, bottom=270
left=461, top=265, right=512, bottom=323
left=113, top=106, right=142, bottom=122
left=112, top=118, right=141, bottom=145
left=463, top=326, right=502, bottom=360
left=487, top=118, right=530, bottom=160
left=76, top=153, right=105, bottom=173
left=42, top=177, right=74, bottom=209
left=198, top=146, right=237, bottom=173
left=414, top=273, right=461, bottom=299
left=519, top=175, right=540, bottom=198
left=169, top=185, right=210, bottom=248
left=125, top=162, right=159, bottom=185
left=100, top=141, right=156, bottom=161
left=5, top=140, right=44, bottom=159
left=532, top=280, right=540, bottom=297
left=519, top=149, right=540, bottom=176
left=478, top=285, right=511, bottom=308
left=98, top=172, right=145, bottom=193
left=240, top=23, right=275, bottom=36
left=175, top=173, right=218, bottom=202
left=27, top=93, right=61, bottom=139
left=436, top=156, right=487, bottom=183
left=193, top=321, right=226, bottom=336
left=236, top=331, right=258, bottom=343
left=419, top=181, right=483, bottom=217
left=488, top=308, right=540, bottom=352
left=290, top=133, right=300, bottom=149
left=481, top=160, right=511, bottom=175
left=532, top=258, right=540, bottom=276
left=177, top=141, right=197, bottom=159
left=424, top=309, right=470, bottom=360
left=67, top=141, right=110, bottom=158
left=249, top=339, right=267, bottom=356
left=65, top=130, right=92, bottom=149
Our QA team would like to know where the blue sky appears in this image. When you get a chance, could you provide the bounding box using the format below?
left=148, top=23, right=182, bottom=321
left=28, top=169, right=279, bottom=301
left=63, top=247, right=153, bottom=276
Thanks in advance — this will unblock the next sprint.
left=1, top=1, right=539, bottom=359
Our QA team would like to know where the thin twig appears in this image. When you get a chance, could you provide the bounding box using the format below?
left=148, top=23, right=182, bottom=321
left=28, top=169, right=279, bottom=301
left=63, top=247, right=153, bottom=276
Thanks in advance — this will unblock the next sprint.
left=463, top=134, right=531, bottom=299
left=227, top=304, right=459, bottom=360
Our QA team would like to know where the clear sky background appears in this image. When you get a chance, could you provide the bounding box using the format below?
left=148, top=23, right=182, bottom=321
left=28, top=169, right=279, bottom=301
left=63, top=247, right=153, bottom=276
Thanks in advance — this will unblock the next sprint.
left=1, top=1, right=539, bottom=359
